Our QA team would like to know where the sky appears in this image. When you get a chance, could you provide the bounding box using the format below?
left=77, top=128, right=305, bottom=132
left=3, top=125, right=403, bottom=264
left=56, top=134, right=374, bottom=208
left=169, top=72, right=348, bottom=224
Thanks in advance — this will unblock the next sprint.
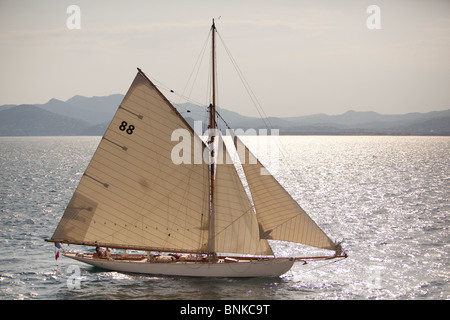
left=0, top=0, right=449, bottom=117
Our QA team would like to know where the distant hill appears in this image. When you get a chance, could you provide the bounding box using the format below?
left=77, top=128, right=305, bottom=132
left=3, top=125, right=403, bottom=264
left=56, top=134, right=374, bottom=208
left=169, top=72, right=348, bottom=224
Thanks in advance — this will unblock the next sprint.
left=179, top=103, right=450, bottom=136
left=0, top=94, right=449, bottom=136
left=0, top=105, right=92, bottom=136
left=35, top=94, right=124, bottom=125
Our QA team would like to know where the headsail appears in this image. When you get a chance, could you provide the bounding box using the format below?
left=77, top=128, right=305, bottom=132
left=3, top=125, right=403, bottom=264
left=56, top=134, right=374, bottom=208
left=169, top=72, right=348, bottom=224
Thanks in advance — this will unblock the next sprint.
left=51, top=70, right=210, bottom=253
left=234, top=136, right=337, bottom=251
left=213, top=136, right=273, bottom=256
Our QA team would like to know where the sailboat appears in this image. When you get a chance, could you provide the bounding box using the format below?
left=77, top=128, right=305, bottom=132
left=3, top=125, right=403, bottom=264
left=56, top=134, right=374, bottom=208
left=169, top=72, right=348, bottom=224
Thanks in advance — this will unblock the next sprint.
left=45, top=20, right=346, bottom=277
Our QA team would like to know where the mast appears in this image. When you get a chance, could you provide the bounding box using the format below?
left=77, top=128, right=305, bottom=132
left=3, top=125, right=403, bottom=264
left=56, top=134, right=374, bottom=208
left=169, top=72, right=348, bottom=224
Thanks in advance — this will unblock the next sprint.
left=207, top=19, right=217, bottom=260
left=211, top=19, right=217, bottom=114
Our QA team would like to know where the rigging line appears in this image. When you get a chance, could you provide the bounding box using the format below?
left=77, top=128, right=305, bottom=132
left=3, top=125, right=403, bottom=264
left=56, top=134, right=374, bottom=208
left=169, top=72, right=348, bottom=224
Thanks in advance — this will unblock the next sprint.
left=285, top=255, right=347, bottom=279
left=215, top=111, right=314, bottom=235
left=216, top=95, right=297, bottom=187
left=214, top=114, right=257, bottom=206
left=216, top=30, right=273, bottom=130
left=145, top=75, right=209, bottom=126
left=212, top=36, right=270, bottom=131
left=179, top=29, right=211, bottom=107
left=140, top=78, right=210, bottom=135
left=216, top=31, right=308, bottom=196
left=305, top=256, right=348, bottom=271
left=215, top=110, right=232, bottom=132
left=147, top=31, right=211, bottom=117
left=168, top=89, right=205, bottom=108
left=146, top=75, right=173, bottom=92
left=144, top=76, right=200, bottom=106
left=213, top=206, right=256, bottom=238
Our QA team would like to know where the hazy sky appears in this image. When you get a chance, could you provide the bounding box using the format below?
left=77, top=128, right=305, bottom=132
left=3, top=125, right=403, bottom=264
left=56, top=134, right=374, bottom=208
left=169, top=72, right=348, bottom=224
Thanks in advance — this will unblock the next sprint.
left=1, top=0, right=449, bottom=117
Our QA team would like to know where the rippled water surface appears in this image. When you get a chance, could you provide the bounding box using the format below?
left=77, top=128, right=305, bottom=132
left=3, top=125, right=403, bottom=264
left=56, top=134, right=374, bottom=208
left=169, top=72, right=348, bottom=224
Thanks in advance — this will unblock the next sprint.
left=1, top=136, right=448, bottom=300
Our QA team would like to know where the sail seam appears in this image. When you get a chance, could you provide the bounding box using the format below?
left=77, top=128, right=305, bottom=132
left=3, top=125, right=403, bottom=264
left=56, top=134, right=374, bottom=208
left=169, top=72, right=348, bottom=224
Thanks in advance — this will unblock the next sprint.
left=83, top=173, right=109, bottom=188
left=119, top=105, right=144, bottom=119
left=77, top=182, right=204, bottom=247
left=92, top=148, right=206, bottom=203
left=83, top=164, right=206, bottom=219
left=103, top=137, right=128, bottom=151
left=97, top=136, right=206, bottom=194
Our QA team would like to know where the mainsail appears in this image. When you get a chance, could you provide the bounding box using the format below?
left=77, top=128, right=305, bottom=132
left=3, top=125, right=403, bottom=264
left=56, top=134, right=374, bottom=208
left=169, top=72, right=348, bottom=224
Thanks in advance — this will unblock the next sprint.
left=51, top=70, right=210, bottom=253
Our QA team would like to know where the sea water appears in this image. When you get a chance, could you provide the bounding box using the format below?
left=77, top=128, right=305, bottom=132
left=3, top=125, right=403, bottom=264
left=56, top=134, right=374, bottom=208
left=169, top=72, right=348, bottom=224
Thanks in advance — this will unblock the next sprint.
left=0, top=136, right=448, bottom=300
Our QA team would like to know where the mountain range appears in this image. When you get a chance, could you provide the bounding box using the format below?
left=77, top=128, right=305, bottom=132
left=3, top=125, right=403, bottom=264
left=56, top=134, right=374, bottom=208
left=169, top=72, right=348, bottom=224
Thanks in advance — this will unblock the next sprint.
left=0, top=94, right=449, bottom=136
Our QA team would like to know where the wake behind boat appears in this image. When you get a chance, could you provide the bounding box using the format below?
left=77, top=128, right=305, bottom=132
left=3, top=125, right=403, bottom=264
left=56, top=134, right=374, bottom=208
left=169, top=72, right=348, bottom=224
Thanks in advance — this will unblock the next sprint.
left=46, top=20, right=346, bottom=278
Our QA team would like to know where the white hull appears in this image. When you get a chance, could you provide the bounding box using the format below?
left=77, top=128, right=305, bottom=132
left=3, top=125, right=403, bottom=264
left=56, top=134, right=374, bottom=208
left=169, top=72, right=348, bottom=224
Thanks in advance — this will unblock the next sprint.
left=64, top=253, right=295, bottom=278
